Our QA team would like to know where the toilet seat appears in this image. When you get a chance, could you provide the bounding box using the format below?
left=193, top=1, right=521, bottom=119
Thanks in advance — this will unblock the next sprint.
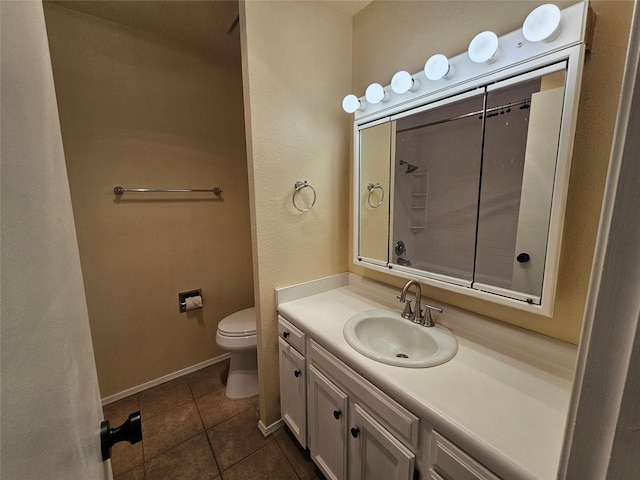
left=217, top=307, right=256, bottom=337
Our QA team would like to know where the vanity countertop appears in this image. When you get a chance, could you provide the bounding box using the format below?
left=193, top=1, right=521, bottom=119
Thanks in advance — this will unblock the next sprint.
left=276, top=273, right=577, bottom=480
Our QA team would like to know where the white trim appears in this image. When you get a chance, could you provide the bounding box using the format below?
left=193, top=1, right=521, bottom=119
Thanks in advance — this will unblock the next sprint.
left=355, top=261, right=549, bottom=314
left=485, top=61, right=566, bottom=92
left=391, top=264, right=472, bottom=289
left=258, top=418, right=284, bottom=437
left=101, top=353, right=231, bottom=405
left=357, top=116, right=391, bottom=130
left=559, top=2, right=640, bottom=477
left=388, top=87, right=484, bottom=123
left=352, top=42, right=585, bottom=317
left=473, top=282, right=541, bottom=305
left=275, top=273, right=349, bottom=306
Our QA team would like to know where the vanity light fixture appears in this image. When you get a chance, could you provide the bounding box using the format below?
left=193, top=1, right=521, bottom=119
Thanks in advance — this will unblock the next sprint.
left=391, top=71, right=420, bottom=94
left=342, top=94, right=366, bottom=113
left=424, top=54, right=455, bottom=81
left=522, top=4, right=562, bottom=43
left=468, top=31, right=501, bottom=64
left=365, top=83, right=390, bottom=104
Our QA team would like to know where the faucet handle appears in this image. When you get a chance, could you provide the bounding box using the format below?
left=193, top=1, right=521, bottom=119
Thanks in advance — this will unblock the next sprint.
left=422, top=304, right=443, bottom=327
left=396, top=295, right=413, bottom=319
left=424, top=304, right=443, bottom=314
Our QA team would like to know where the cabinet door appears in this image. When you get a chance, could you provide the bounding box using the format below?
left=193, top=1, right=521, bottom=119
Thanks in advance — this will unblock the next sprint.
left=278, top=338, right=306, bottom=447
left=308, top=365, right=348, bottom=480
left=349, top=403, right=415, bottom=480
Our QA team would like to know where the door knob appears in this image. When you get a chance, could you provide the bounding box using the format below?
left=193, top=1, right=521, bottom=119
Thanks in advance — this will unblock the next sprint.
left=333, top=410, right=341, bottom=420
left=100, top=411, right=142, bottom=461
left=350, top=427, right=360, bottom=438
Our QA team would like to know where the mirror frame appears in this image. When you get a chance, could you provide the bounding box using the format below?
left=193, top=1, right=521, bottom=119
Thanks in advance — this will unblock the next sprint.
left=352, top=2, right=588, bottom=317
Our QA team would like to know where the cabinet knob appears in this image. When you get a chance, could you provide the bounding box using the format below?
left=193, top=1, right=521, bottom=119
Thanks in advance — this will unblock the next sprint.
left=516, top=252, right=531, bottom=263
left=350, top=427, right=360, bottom=438
left=333, top=410, right=341, bottom=420
left=294, top=369, right=301, bottom=378
left=283, top=331, right=290, bottom=338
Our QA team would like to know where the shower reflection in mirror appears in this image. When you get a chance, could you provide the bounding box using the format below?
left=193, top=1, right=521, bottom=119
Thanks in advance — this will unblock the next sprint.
left=357, top=64, right=567, bottom=304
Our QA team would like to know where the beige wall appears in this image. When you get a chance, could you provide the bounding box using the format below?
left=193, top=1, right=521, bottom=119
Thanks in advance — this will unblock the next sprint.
left=240, top=0, right=352, bottom=426
left=351, top=1, right=633, bottom=344
left=44, top=3, right=254, bottom=397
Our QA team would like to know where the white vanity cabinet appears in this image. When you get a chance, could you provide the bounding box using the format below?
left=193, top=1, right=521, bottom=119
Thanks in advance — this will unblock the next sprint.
left=277, top=276, right=577, bottom=479
left=278, top=312, right=508, bottom=480
left=278, top=316, right=307, bottom=447
left=307, top=338, right=419, bottom=480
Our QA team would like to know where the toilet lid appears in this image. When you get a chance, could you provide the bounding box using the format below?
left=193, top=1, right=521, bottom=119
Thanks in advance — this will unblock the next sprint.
left=218, top=307, right=256, bottom=337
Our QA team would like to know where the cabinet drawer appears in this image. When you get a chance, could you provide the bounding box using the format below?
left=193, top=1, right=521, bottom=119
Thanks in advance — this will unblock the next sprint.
left=278, top=315, right=305, bottom=354
left=432, top=432, right=501, bottom=480
left=309, top=339, right=419, bottom=450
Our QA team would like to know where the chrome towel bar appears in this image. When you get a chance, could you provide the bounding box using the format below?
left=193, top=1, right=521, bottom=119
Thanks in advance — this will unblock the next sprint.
left=114, top=186, right=222, bottom=195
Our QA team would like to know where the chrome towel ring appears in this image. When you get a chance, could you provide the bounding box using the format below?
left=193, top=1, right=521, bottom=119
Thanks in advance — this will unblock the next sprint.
left=367, top=183, right=384, bottom=208
left=293, top=181, right=316, bottom=212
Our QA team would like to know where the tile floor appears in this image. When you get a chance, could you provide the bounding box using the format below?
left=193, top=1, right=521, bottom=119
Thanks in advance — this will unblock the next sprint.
left=104, top=359, right=325, bottom=480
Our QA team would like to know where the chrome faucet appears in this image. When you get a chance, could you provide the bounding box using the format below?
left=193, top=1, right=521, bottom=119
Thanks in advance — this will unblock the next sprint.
left=398, top=280, right=443, bottom=327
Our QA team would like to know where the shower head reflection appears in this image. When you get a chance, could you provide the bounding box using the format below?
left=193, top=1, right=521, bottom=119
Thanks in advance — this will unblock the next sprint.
left=399, top=160, right=418, bottom=173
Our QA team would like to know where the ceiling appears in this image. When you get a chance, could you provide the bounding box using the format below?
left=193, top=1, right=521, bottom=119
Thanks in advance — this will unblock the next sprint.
left=48, top=1, right=372, bottom=63
left=47, top=0, right=241, bottom=63
left=326, top=0, right=372, bottom=16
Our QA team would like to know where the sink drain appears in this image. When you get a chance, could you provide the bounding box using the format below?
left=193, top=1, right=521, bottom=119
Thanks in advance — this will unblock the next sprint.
left=396, top=353, right=409, bottom=359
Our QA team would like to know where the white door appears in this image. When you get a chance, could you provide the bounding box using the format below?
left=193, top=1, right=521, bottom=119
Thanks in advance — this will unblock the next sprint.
left=1, top=2, right=110, bottom=479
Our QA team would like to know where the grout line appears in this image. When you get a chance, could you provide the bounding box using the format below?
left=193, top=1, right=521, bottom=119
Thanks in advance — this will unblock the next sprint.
left=204, top=406, right=275, bottom=475
left=216, top=439, right=277, bottom=476
left=190, top=383, right=224, bottom=478
left=203, top=429, right=223, bottom=480
left=273, top=433, right=305, bottom=480
left=140, top=396, right=197, bottom=422
left=143, top=430, right=207, bottom=464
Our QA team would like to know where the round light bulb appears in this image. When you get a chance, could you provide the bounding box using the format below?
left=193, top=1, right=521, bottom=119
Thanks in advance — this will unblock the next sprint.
left=391, top=71, right=418, bottom=94
left=424, top=54, right=455, bottom=81
left=342, top=94, right=363, bottom=113
left=523, top=4, right=562, bottom=43
left=468, top=31, right=501, bottom=64
left=365, top=83, right=388, bottom=104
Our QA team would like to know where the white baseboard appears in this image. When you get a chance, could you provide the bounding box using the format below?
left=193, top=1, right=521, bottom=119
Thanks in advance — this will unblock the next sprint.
left=101, top=353, right=231, bottom=405
left=258, top=418, right=284, bottom=437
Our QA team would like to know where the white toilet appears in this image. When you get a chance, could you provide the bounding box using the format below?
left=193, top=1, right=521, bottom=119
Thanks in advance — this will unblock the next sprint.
left=215, top=307, right=258, bottom=399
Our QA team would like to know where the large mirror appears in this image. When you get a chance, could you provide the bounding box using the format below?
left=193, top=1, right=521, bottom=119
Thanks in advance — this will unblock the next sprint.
left=356, top=59, right=578, bottom=315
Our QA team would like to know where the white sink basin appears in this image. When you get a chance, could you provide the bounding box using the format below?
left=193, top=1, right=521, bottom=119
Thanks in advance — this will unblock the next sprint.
left=343, top=309, right=458, bottom=368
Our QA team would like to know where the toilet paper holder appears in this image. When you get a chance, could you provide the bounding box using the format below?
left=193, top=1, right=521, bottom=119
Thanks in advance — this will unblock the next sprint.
left=179, top=289, right=203, bottom=312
